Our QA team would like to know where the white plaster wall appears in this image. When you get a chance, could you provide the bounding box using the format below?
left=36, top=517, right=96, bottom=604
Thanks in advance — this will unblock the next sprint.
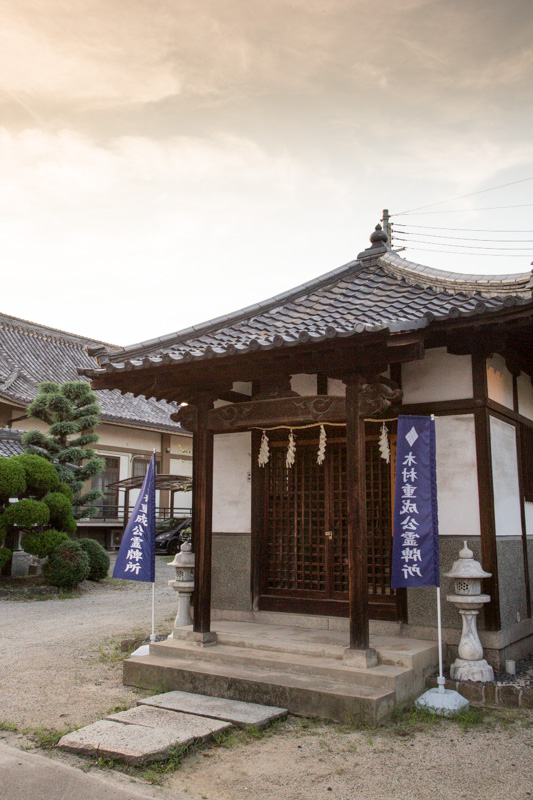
left=434, top=414, right=480, bottom=537
left=525, top=503, right=533, bottom=536
left=291, top=374, right=317, bottom=395
left=232, top=381, right=252, bottom=396
left=402, top=347, right=473, bottom=404
left=487, top=354, right=514, bottom=409
left=490, top=416, right=522, bottom=537
left=213, top=432, right=251, bottom=533
left=327, top=378, right=346, bottom=396
left=517, top=373, right=533, bottom=421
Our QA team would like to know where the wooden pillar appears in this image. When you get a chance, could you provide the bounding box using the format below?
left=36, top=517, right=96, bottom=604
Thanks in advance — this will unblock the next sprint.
left=192, top=395, right=214, bottom=634
left=123, top=488, right=130, bottom=526
left=345, top=376, right=370, bottom=650
left=472, top=348, right=501, bottom=631
left=160, top=432, right=171, bottom=512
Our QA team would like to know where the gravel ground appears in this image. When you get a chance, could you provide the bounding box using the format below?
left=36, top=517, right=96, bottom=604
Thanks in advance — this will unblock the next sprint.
left=1, top=557, right=533, bottom=800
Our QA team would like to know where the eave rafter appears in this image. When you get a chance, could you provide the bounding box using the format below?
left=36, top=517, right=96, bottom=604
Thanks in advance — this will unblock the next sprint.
left=89, top=331, right=425, bottom=403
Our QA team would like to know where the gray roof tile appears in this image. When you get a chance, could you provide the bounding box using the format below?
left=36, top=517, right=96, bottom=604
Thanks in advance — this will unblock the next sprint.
left=0, top=313, right=184, bottom=433
left=82, top=250, right=533, bottom=376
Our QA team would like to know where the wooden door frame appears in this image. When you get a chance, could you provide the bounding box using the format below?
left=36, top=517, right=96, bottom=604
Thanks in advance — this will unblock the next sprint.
left=251, top=428, right=403, bottom=621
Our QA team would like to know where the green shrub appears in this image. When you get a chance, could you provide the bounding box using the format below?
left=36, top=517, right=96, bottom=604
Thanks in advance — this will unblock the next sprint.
left=63, top=516, right=78, bottom=535
left=56, top=483, right=74, bottom=503
left=78, top=538, right=110, bottom=581
left=1, top=499, right=50, bottom=529
left=0, top=459, right=26, bottom=501
left=43, top=492, right=74, bottom=530
left=14, top=454, right=60, bottom=497
left=0, top=546, right=12, bottom=568
left=43, top=541, right=90, bottom=589
left=21, top=529, right=70, bottom=559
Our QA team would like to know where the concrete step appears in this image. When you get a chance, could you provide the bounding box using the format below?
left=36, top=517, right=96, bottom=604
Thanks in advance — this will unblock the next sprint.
left=123, top=653, right=395, bottom=725
left=188, top=621, right=438, bottom=671
left=149, top=638, right=410, bottom=696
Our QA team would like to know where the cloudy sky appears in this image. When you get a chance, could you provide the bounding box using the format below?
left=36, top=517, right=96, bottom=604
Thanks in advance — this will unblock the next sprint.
left=1, top=0, right=532, bottom=344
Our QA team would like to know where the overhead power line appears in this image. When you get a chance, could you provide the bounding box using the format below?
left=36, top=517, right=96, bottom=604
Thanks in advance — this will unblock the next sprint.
left=394, top=237, right=532, bottom=252
left=393, top=232, right=533, bottom=243
left=391, top=203, right=533, bottom=216
left=391, top=177, right=533, bottom=216
left=393, top=223, right=533, bottom=233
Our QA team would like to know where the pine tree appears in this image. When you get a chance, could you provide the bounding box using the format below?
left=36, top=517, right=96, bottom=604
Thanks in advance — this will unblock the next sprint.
left=22, top=381, right=105, bottom=519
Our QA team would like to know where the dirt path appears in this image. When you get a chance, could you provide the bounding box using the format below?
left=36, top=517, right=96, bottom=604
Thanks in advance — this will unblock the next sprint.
left=1, top=559, right=532, bottom=800
left=0, top=556, right=177, bottom=729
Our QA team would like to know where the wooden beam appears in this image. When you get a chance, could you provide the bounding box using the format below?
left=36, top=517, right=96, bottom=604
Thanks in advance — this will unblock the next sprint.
left=206, top=395, right=347, bottom=434
left=192, top=395, right=214, bottom=634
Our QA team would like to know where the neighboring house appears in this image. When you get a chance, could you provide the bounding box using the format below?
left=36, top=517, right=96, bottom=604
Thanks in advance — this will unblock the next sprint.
left=83, top=224, right=533, bottom=669
left=0, top=312, right=192, bottom=547
left=0, top=428, right=24, bottom=457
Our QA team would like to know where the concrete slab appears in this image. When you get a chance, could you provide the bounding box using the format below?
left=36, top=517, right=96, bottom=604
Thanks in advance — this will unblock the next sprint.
left=139, top=690, right=288, bottom=728
left=106, top=705, right=232, bottom=738
left=0, top=742, right=155, bottom=799
left=59, top=715, right=226, bottom=766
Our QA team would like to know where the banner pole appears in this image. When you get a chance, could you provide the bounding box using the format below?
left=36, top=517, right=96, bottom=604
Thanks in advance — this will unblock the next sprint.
left=150, top=581, right=156, bottom=643
left=436, top=586, right=445, bottom=693
left=431, top=414, right=445, bottom=695
left=150, top=448, right=156, bottom=644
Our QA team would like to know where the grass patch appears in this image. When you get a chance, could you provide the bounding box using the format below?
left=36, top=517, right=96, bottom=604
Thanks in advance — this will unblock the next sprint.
left=98, top=641, right=130, bottom=664
left=0, top=719, right=17, bottom=732
left=90, top=717, right=290, bottom=784
left=27, top=726, right=70, bottom=748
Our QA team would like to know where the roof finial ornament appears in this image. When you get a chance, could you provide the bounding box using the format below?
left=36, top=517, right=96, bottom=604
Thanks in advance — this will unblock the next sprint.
left=357, top=221, right=390, bottom=261
left=370, top=223, right=389, bottom=247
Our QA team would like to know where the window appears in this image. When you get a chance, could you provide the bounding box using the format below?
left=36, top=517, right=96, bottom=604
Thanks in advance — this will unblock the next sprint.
left=91, top=457, right=120, bottom=516
left=132, top=458, right=160, bottom=478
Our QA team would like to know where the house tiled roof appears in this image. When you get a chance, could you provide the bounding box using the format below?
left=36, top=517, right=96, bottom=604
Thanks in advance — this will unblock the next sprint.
left=0, top=429, right=24, bottom=457
left=83, top=236, right=533, bottom=376
left=0, top=313, right=185, bottom=433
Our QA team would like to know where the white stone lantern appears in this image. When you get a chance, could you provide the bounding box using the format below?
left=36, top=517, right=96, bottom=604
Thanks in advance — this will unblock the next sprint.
left=168, top=537, right=195, bottom=629
left=444, top=541, right=494, bottom=682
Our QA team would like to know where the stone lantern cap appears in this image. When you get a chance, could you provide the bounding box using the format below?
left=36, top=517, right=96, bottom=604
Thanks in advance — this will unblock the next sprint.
left=444, top=541, right=491, bottom=580
left=168, top=539, right=195, bottom=570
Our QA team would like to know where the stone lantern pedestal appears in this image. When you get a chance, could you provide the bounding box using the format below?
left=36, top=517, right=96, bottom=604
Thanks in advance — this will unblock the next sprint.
left=168, top=538, right=195, bottom=631
left=445, top=541, right=494, bottom=683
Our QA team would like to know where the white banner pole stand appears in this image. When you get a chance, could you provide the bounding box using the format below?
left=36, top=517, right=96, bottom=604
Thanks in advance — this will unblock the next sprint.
left=415, top=583, right=468, bottom=716
left=414, top=415, right=468, bottom=716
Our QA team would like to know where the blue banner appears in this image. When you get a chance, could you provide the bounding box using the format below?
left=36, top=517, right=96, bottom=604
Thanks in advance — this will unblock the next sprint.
left=391, top=415, right=439, bottom=588
left=113, top=453, right=156, bottom=583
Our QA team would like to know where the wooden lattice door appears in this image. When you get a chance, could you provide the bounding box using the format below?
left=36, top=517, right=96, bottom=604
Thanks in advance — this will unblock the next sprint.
left=257, top=434, right=401, bottom=620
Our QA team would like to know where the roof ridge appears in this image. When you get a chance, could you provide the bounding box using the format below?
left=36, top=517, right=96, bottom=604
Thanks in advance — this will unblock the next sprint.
left=379, top=252, right=533, bottom=297
left=0, top=311, right=119, bottom=349
left=102, top=258, right=363, bottom=361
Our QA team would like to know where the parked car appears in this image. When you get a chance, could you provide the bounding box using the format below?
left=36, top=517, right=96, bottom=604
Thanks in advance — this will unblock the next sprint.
left=154, top=517, right=192, bottom=555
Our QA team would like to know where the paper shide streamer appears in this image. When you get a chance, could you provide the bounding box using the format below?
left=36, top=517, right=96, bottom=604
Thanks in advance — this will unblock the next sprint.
left=317, top=424, right=326, bottom=464
left=379, top=421, right=390, bottom=464
left=258, top=430, right=270, bottom=467
left=286, top=429, right=296, bottom=468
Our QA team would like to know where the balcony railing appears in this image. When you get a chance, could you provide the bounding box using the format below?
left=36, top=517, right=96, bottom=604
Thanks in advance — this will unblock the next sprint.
left=74, top=505, right=191, bottom=524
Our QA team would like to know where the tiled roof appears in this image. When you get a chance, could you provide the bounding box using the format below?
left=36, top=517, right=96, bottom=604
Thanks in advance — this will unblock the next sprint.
left=0, top=429, right=24, bottom=457
left=0, top=313, right=184, bottom=433
left=84, top=240, right=533, bottom=376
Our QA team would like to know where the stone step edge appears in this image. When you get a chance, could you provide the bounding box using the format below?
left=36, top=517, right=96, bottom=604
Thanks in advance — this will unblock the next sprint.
left=174, top=629, right=438, bottom=669
left=150, top=639, right=409, bottom=689
left=126, top=654, right=395, bottom=701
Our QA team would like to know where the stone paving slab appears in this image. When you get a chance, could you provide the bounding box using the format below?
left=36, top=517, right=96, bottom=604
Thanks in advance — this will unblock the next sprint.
left=58, top=713, right=229, bottom=766
left=107, top=704, right=232, bottom=738
left=139, top=690, right=288, bottom=728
